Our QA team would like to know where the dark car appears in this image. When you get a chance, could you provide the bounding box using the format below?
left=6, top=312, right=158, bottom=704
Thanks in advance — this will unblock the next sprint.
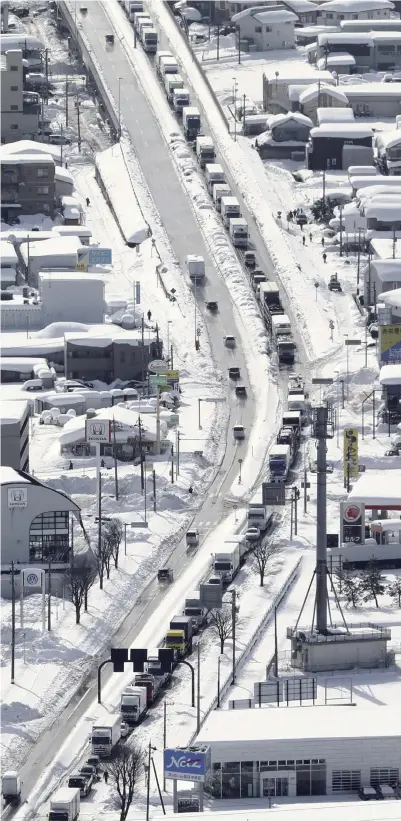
left=206, top=301, right=218, bottom=311
left=68, top=774, right=93, bottom=798
left=80, top=764, right=99, bottom=781
left=235, top=384, right=247, bottom=397
left=228, top=367, right=240, bottom=380
left=358, top=787, right=377, bottom=801
left=244, top=251, right=256, bottom=268
left=86, top=755, right=102, bottom=776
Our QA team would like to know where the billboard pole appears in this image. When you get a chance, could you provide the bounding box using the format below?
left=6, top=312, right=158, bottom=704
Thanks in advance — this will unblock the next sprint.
left=11, top=561, right=16, bottom=684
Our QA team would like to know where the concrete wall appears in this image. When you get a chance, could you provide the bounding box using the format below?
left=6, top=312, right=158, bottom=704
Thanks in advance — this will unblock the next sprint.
left=0, top=405, right=29, bottom=471
left=40, top=277, right=105, bottom=325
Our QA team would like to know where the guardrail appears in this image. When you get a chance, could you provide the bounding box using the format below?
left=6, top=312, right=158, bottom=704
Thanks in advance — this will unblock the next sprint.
left=189, top=555, right=302, bottom=742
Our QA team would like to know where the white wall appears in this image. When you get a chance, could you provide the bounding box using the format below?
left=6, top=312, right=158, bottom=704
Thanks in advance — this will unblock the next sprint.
left=40, top=277, right=105, bottom=325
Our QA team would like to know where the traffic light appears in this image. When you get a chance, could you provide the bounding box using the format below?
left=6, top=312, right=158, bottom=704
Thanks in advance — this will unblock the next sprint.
left=110, top=648, right=129, bottom=672
left=130, top=648, right=148, bottom=672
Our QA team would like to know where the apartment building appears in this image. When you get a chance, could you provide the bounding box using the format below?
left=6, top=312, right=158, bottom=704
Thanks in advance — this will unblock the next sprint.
left=1, top=1, right=9, bottom=32
left=1, top=151, right=55, bottom=217
left=1, top=49, right=40, bottom=144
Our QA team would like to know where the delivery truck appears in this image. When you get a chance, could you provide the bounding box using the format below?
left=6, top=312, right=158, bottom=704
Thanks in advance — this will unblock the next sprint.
left=2, top=771, right=21, bottom=806
left=124, top=1, right=143, bottom=21
left=213, top=544, right=241, bottom=583
left=159, top=55, right=179, bottom=77
left=196, top=136, right=215, bottom=168
left=133, top=673, right=164, bottom=705
left=173, top=87, right=190, bottom=115
left=271, top=314, right=291, bottom=339
left=229, top=218, right=249, bottom=248
left=156, top=50, right=172, bottom=75
left=186, top=253, right=205, bottom=283
left=221, top=196, right=241, bottom=227
left=142, top=27, right=158, bottom=52
left=213, top=183, right=231, bottom=212
left=247, top=503, right=272, bottom=532
left=282, top=410, right=302, bottom=443
left=91, top=714, right=121, bottom=757
left=269, top=444, right=291, bottom=483
left=277, top=338, right=296, bottom=367
left=258, top=281, right=280, bottom=314
left=165, top=73, right=184, bottom=103
left=183, top=107, right=201, bottom=140
left=48, top=788, right=80, bottom=821
left=165, top=616, right=193, bottom=657
left=134, top=11, right=149, bottom=32
left=120, top=686, right=147, bottom=725
left=205, top=163, right=225, bottom=194
left=184, top=591, right=207, bottom=632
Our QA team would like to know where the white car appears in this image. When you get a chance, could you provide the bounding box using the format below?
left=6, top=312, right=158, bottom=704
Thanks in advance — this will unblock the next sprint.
left=120, top=722, right=130, bottom=738
left=225, top=335, right=236, bottom=348
left=246, top=527, right=261, bottom=542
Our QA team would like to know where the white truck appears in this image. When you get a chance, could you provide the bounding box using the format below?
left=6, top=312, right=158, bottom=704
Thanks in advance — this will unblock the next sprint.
left=2, top=771, right=21, bottom=806
left=142, top=27, right=158, bottom=53
left=138, top=18, right=153, bottom=40
left=134, top=11, right=149, bottom=32
left=229, top=218, right=249, bottom=248
left=184, top=591, right=207, bottom=632
left=124, top=1, right=143, bottom=21
left=159, top=55, right=179, bottom=77
left=269, top=443, right=291, bottom=483
left=213, top=183, right=231, bottom=212
left=186, top=253, right=205, bottom=283
left=48, top=788, right=80, bottom=821
left=247, top=503, right=271, bottom=532
left=221, top=196, right=241, bottom=227
left=165, top=73, right=184, bottom=103
left=183, top=106, right=201, bottom=140
left=213, top=544, right=241, bottom=583
left=173, top=86, right=190, bottom=115
left=196, top=136, right=215, bottom=169
left=120, top=685, right=147, bottom=725
left=205, top=163, right=225, bottom=194
left=155, top=50, right=172, bottom=75
left=91, top=714, right=121, bottom=757
left=271, top=313, right=291, bottom=339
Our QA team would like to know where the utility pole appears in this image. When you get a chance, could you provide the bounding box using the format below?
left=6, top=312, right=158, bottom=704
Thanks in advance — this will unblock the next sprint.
left=65, top=73, right=69, bottom=127
left=138, top=416, right=144, bottom=492
left=113, top=418, right=119, bottom=500
left=141, top=317, right=145, bottom=384
left=231, top=589, right=237, bottom=684
left=232, top=80, right=237, bottom=142
left=314, top=406, right=333, bottom=634
left=274, top=606, right=278, bottom=677
left=11, top=561, right=16, bottom=684
left=242, top=92, right=246, bottom=137
left=98, top=472, right=102, bottom=570
left=76, top=98, right=81, bottom=151
left=44, top=48, right=49, bottom=102
left=47, top=559, right=52, bottom=631
left=153, top=469, right=157, bottom=512
left=176, top=429, right=180, bottom=477
left=163, top=701, right=167, bottom=790
left=146, top=740, right=152, bottom=821
left=196, top=641, right=201, bottom=733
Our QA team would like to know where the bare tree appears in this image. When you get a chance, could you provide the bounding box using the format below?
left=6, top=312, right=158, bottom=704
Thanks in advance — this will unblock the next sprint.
left=64, top=557, right=97, bottom=624
left=387, top=577, right=401, bottom=608
left=252, top=541, right=281, bottom=587
left=208, top=606, right=237, bottom=654
left=96, top=528, right=114, bottom=589
left=104, top=518, right=124, bottom=569
left=105, top=743, right=144, bottom=821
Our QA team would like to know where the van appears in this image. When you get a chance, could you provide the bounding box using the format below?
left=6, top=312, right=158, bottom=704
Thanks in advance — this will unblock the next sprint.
left=233, top=425, right=245, bottom=439
left=186, top=530, right=199, bottom=546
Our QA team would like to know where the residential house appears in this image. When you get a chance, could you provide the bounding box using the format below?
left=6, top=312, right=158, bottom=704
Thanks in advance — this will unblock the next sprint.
left=256, top=111, right=312, bottom=158
left=307, top=123, right=374, bottom=170
left=58, top=405, right=166, bottom=461
left=342, top=82, right=401, bottom=117
left=297, top=82, right=349, bottom=123
left=1, top=152, right=55, bottom=218
left=363, top=258, right=401, bottom=303
left=263, top=66, right=334, bottom=112
left=318, top=0, right=395, bottom=26
left=216, top=0, right=318, bottom=24
left=313, top=31, right=401, bottom=71
left=0, top=34, right=44, bottom=70
left=232, top=6, right=297, bottom=51
left=375, top=129, right=401, bottom=175
left=1, top=50, right=40, bottom=144
left=0, top=399, right=30, bottom=471
left=64, top=328, right=160, bottom=384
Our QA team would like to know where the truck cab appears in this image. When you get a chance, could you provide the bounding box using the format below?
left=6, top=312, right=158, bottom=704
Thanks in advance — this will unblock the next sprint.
left=205, top=163, right=225, bottom=194
left=1, top=771, right=21, bottom=806
left=196, top=136, right=215, bottom=168
left=142, top=27, right=158, bottom=52
left=173, top=87, right=190, bottom=115
left=185, top=254, right=205, bottom=283
left=247, top=504, right=272, bottom=531
left=165, top=73, right=184, bottom=102
left=277, top=338, right=296, bottom=367
left=269, top=443, right=291, bottom=482
left=229, top=218, right=248, bottom=248
left=213, top=183, right=231, bottom=212
left=159, top=55, right=179, bottom=76
left=182, top=106, right=201, bottom=140
left=272, top=313, right=291, bottom=338
left=221, top=196, right=241, bottom=227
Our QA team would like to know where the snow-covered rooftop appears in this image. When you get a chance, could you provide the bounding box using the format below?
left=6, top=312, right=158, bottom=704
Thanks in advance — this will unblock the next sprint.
left=197, top=704, right=401, bottom=744
left=1, top=153, right=54, bottom=167
left=0, top=356, right=48, bottom=371
left=370, top=237, right=401, bottom=258
left=299, top=83, right=349, bottom=104
left=0, top=239, right=18, bottom=265
left=321, top=0, right=394, bottom=10
left=19, top=236, right=81, bottom=263
left=232, top=6, right=297, bottom=23
left=380, top=363, right=401, bottom=384
left=344, top=82, right=401, bottom=98
left=379, top=287, right=401, bottom=308
left=59, top=405, right=159, bottom=447
left=364, top=259, right=401, bottom=281
left=348, top=471, right=401, bottom=507
left=317, top=107, right=355, bottom=124
left=375, top=129, right=401, bottom=151
left=0, top=399, right=29, bottom=424
left=267, top=112, right=313, bottom=129
left=364, top=202, right=401, bottom=220
left=318, top=31, right=373, bottom=44
left=264, top=66, right=333, bottom=83
left=54, top=166, right=74, bottom=184
left=95, top=144, right=150, bottom=245
left=317, top=52, right=356, bottom=69
left=283, top=0, right=318, bottom=10
left=39, top=271, right=104, bottom=284
left=0, top=467, right=31, bottom=486
left=310, top=123, right=373, bottom=139
left=0, top=140, right=62, bottom=163
left=158, top=802, right=401, bottom=821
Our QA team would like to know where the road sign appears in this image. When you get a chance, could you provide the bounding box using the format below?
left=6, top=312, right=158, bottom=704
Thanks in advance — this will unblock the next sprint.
left=262, top=482, right=285, bottom=506
left=148, top=360, right=169, bottom=373
left=379, top=325, right=401, bottom=363
left=85, top=419, right=112, bottom=443
left=203, top=397, right=227, bottom=403
left=130, top=521, right=148, bottom=528
left=345, top=339, right=361, bottom=346
left=344, top=428, right=358, bottom=481
left=312, top=377, right=333, bottom=385
left=340, top=501, right=365, bottom=545
left=358, top=464, right=366, bottom=472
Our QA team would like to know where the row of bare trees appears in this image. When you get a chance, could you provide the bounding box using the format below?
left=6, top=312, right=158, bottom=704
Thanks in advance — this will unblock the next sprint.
left=64, top=517, right=124, bottom=623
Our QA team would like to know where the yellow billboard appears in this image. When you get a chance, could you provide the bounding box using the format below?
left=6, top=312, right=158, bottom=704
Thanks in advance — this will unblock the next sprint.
left=343, top=428, right=358, bottom=482
left=380, top=325, right=401, bottom=363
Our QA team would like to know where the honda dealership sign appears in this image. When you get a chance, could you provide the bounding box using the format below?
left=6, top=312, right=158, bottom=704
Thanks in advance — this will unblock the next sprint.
left=164, top=746, right=211, bottom=782
left=8, top=487, right=28, bottom=509
left=85, top=419, right=112, bottom=443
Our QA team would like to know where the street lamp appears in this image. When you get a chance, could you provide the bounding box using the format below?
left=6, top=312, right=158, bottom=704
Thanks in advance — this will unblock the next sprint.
left=238, top=457, right=243, bottom=484
left=167, top=320, right=172, bottom=362
left=232, top=77, right=238, bottom=142
left=118, top=77, right=122, bottom=141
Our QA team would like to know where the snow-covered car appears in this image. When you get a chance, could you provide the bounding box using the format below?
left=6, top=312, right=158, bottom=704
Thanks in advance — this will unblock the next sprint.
left=225, top=335, right=236, bottom=348
left=358, top=787, right=377, bottom=801
left=121, top=721, right=130, bottom=738
left=246, top=527, right=261, bottom=542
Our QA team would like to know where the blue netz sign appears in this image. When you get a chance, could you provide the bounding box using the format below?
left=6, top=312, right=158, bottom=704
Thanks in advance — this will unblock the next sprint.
left=88, top=247, right=112, bottom=265
left=163, top=746, right=211, bottom=782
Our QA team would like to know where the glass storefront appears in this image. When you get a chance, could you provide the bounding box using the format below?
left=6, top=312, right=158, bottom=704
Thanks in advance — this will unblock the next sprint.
left=210, top=759, right=327, bottom=799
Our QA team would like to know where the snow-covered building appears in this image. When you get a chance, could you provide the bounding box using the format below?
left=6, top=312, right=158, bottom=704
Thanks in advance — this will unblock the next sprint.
left=316, top=52, right=356, bottom=73
left=0, top=399, right=30, bottom=471
left=342, top=82, right=401, bottom=117
left=1, top=151, right=56, bottom=217
left=363, top=257, right=401, bottom=303
left=348, top=470, right=401, bottom=509
left=19, top=236, right=82, bottom=284
left=58, top=405, right=166, bottom=460
left=370, top=236, right=401, bottom=258
left=195, top=705, right=401, bottom=799
left=64, top=325, right=159, bottom=384
left=340, top=18, right=401, bottom=32
left=217, top=0, right=318, bottom=26
left=1, top=466, right=81, bottom=598
left=295, top=25, right=338, bottom=46
left=0, top=138, right=62, bottom=165
left=317, top=106, right=355, bottom=125
left=39, top=272, right=105, bottom=326
left=0, top=238, right=18, bottom=287
left=364, top=201, right=401, bottom=231
left=375, top=129, right=401, bottom=176
left=313, top=31, right=401, bottom=72
left=262, top=66, right=334, bottom=113
left=379, top=362, right=401, bottom=420
left=256, top=112, right=312, bottom=158
left=319, top=0, right=395, bottom=26
left=231, top=6, right=297, bottom=51
left=296, top=83, right=349, bottom=124
left=307, top=123, right=374, bottom=170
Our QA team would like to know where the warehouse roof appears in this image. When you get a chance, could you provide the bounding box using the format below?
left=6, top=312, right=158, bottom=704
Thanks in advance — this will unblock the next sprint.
left=344, top=82, right=401, bottom=98
left=322, top=0, right=393, bottom=10
left=310, top=123, right=373, bottom=139
left=380, top=363, right=401, bottom=385
left=0, top=399, right=29, bottom=424
left=348, top=472, right=401, bottom=508
left=153, top=801, right=401, bottom=821
left=197, top=705, right=401, bottom=744
left=19, top=236, right=81, bottom=264
left=378, top=287, right=401, bottom=308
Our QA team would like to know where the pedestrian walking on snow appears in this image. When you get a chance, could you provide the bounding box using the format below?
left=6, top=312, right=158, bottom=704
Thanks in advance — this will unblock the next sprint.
left=104, top=770, right=108, bottom=784
left=302, top=235, right=306, bottom=246
left=309, top=233, right=313, bottom=243
left=86, top=197, right=90, bottom=207
left=147, top=310, right=152, bottom=322
left=323, top=252, right=327, bottom=264
left=321, top=236, right=325, bottom=247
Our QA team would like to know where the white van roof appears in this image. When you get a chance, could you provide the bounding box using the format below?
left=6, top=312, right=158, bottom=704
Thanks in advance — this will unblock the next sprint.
left=272, top=313, right=290, bottom=325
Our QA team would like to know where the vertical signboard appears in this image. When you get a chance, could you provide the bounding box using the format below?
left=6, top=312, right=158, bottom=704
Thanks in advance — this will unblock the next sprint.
left=340, top=501, right=365, bottom=545
left=343, top=428, right=358, bottom=482
left=379, top=325, right=401, bottom=364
